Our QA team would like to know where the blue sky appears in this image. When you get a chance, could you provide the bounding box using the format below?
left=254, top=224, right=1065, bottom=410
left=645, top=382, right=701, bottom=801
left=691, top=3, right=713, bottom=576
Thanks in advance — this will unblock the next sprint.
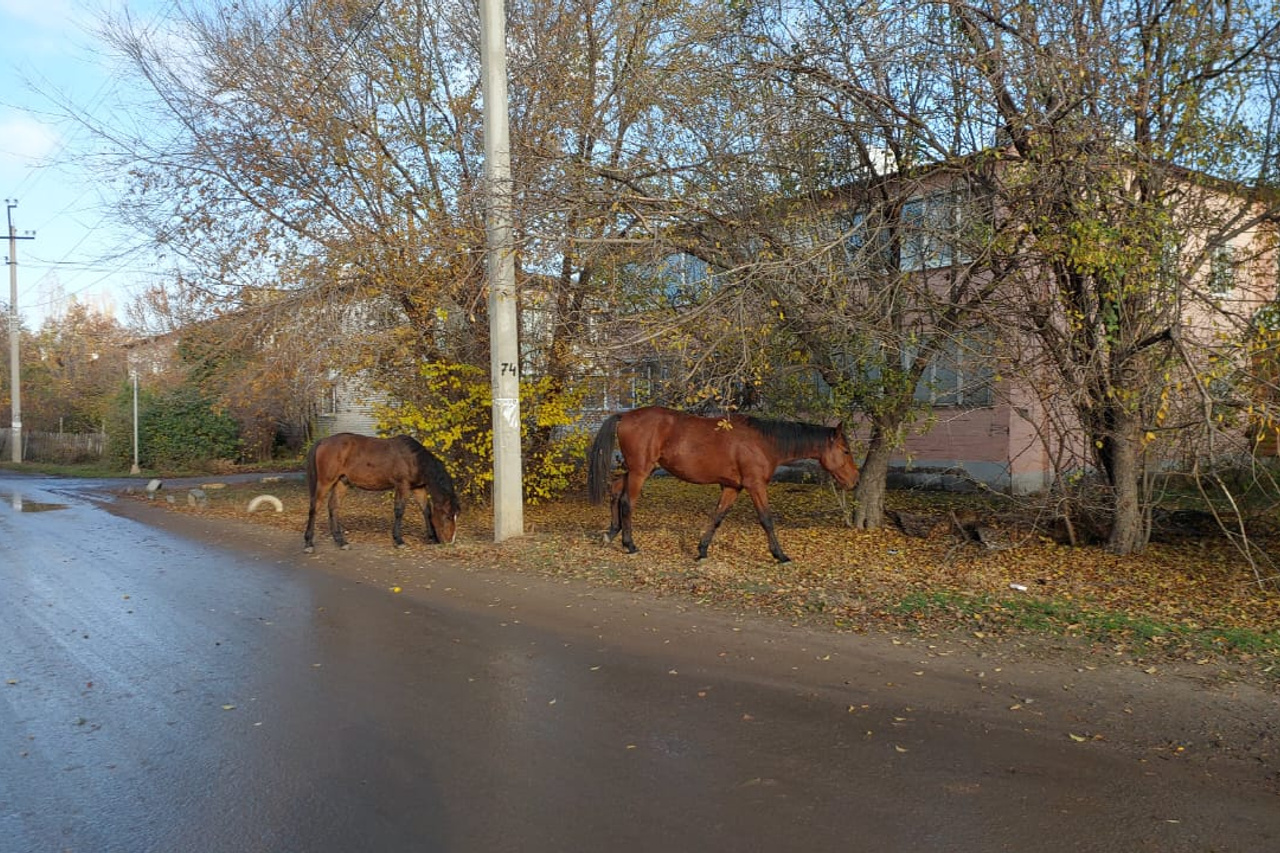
left=1, top=0, right=168, bottom=328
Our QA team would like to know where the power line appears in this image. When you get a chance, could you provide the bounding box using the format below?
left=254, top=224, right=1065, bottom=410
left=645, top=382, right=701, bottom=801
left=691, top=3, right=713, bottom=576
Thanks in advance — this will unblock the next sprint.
left=6, top=0, right=396, bottom=327
left=2, top=0, right=183, bottom=321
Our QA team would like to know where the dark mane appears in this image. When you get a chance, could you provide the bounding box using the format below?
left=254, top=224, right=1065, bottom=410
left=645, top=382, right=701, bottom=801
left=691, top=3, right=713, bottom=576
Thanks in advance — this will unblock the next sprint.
left=402, top=437, right=460, bottom=511
left=744, top=417, right=835, bottom=457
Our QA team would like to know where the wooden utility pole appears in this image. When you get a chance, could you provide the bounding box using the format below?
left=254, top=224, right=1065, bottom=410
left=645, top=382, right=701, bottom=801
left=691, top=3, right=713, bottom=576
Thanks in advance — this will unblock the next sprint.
left=5, top=199, right=34, bottom=464
left=479, top=0, right=524, bottom=541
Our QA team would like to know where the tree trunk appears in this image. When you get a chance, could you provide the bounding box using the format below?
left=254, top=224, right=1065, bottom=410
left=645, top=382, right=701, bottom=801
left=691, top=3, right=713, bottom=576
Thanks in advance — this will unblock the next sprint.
left=1104, top=414, right=1148, bottom=555
left=851, top=422, right=895, bottom=529
left=526, top=262, right=590, bottom=466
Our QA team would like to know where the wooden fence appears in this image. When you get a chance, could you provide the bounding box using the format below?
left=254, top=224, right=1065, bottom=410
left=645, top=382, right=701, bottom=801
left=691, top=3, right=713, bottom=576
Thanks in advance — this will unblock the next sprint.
left=0, top=429, right=106, bottom=463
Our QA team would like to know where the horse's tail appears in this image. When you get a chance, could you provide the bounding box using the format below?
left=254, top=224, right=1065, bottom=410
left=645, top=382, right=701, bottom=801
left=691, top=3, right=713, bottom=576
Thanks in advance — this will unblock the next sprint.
left=587, top=414, right=621, bottom=505
left=305, top=440, right=319, bottom=501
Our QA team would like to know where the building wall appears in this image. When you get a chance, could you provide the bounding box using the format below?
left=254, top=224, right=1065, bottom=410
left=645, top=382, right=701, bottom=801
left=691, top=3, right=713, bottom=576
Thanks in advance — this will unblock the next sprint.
left=315, top=375, right=384, bottom=438
left=878, top=403, right=1051, bottom=495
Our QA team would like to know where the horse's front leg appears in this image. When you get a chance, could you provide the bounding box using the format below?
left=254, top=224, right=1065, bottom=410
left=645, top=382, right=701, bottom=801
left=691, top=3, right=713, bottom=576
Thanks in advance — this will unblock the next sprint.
left=392, top=487, right=408, bottom=547
left=413, top=487, right=438, bottom=543
left=328, top=483, right=350, bottom=549
left=746, top=486, right=789, bottom=563
left=698, top=486, right=741, bottom=560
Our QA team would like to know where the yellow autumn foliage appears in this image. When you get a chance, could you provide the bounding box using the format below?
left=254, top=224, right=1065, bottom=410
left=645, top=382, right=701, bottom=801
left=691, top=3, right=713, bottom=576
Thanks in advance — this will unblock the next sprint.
left=374, top=362, right=589, bottom=505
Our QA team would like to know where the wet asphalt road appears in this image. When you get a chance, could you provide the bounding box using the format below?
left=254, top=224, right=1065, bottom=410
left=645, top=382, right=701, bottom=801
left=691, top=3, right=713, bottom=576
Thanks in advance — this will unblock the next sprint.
left=1, top=471, right=1277, bottom=853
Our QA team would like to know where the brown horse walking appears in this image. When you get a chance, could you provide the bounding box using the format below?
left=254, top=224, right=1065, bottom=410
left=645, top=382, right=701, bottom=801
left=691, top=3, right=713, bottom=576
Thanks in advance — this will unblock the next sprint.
left=304, top=433, right=459, bottom=552
left=587, top=406, right=860, bottom=562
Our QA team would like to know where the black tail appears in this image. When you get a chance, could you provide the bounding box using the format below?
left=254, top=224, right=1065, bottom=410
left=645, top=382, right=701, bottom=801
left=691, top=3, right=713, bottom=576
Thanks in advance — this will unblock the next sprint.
left=305, top=441, right=319, bottom=502
left=587, top=414, right=621, bottom=504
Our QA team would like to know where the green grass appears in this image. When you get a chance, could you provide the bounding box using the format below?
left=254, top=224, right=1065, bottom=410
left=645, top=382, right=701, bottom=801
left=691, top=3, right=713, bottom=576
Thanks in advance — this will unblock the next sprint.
left=0, top=460, right=136, bottom=478
left=892, top=590, right=1279, bottom=661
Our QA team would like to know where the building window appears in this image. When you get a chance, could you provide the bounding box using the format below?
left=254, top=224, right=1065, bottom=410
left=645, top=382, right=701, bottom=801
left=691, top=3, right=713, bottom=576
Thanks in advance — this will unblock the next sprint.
left=913, top=335, right=994, bottom=407
left=1208, top=244, right=1237, bottom=295
left=656, top=253, right=711, bottom=307
left=899, top=191, right=974, bottom=272
left=810, top=336, right=994, bottom=409
left=843, top=210, right=893, bottom=272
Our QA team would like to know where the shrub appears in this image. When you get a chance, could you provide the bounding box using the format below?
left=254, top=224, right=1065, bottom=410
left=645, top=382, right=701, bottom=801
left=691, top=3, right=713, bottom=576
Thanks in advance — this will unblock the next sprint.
left=375, top=362, right=589, bottom=504
left=105, top=383, right=241, bottom=471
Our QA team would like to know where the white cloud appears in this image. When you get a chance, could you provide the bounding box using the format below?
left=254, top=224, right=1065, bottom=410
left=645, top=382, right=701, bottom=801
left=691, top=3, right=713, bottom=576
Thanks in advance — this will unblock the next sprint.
left=1, top=0, right=91, bottom=42
left=0, top=112, right=61, bottom=166
left=0, top=0, right=58, bottom=27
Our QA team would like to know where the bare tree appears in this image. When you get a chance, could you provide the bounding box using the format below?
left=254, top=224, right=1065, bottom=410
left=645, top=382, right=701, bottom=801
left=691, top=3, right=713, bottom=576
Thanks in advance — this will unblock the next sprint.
left=49, top=0, right=1279, bottom=551
left=607, top=2, right=1017, bottom=529
left=646, top=0, right=1280, bottom=554
left=944, top=0, right=1280, bottom=554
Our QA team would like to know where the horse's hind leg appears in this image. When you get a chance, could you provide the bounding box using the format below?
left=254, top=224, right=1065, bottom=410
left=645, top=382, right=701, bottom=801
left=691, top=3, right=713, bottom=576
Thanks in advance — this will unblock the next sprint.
left=305, top=484, right=323, bottom=552
left=697, top=486, right=742, bottom=561
left=392, top=486, right=409, bottom=547
left=604, top=475, right=626, bottom=543
left=618, top=470, right=648, bottom=554
left=328, top=482, right=350, bottom=549
left=306, top=478, right=335, bottom=552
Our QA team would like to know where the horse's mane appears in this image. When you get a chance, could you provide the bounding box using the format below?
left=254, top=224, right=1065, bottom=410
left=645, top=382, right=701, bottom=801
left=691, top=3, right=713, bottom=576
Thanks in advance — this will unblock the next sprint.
left=401, top=437, right=460, bottom=510
left=744, top=416, right=835, bottom=457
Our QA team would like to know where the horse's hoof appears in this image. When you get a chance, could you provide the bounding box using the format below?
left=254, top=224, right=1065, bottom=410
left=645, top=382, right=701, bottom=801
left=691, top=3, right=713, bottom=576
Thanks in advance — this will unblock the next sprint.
left=625, top=545, right=639, bottom=555
left=340, top=543, right=351, bottom=551
left=395, top=542, right=406, bottom=549
left=304, top=545, right=314, bottom=554
left=775, top=555, right=792, bottom=564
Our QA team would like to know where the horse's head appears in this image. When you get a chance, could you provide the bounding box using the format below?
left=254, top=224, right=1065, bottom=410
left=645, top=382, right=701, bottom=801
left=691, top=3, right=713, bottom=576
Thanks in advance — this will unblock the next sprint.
left=430, top=496, right=459, bottom=545
left=821, top=424, right=860, bottom=489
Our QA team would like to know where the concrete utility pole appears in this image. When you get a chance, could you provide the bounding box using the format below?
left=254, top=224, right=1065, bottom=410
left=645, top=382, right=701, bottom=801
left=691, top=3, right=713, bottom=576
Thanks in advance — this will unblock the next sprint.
left=6, top=200, right=35, bottom=464
left=479, top=0, right=524, bottom=541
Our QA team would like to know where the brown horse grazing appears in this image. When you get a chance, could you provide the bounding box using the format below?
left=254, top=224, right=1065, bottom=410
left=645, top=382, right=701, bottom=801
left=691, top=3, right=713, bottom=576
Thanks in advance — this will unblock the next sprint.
left=304, top=433, right=459, bottom=553
left=587, top=406, right=860, bottom=563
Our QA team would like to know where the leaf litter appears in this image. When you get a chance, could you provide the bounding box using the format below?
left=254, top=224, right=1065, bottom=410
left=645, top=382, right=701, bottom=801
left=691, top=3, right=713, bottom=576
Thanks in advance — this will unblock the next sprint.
left=145, top=475, right=1279, bottom=683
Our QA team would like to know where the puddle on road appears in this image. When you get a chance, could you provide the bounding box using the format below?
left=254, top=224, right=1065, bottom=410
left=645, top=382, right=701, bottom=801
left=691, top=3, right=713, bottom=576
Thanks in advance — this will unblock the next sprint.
left=5, top=493, right=68, bottom=512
